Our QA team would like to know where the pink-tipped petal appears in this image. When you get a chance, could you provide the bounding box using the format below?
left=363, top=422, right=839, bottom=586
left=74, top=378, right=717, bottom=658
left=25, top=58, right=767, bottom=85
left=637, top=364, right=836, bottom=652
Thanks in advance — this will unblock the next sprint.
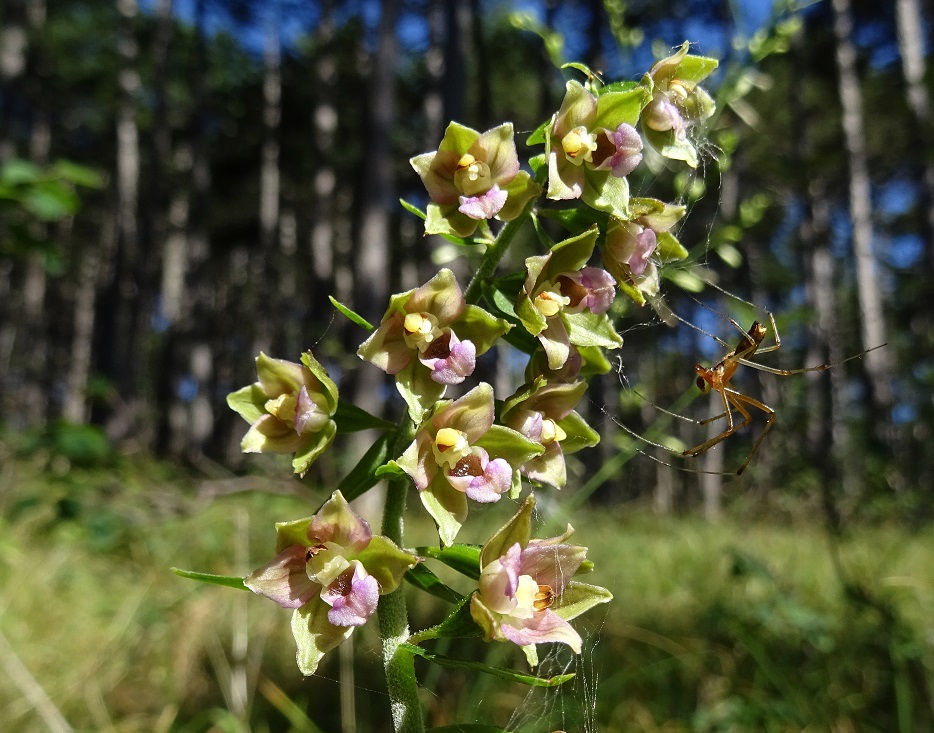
left=322, top=563, right=379, bottom=627
left=458, top=185, right=508, bottom=220
left=499, top=608, right=583, bottom=653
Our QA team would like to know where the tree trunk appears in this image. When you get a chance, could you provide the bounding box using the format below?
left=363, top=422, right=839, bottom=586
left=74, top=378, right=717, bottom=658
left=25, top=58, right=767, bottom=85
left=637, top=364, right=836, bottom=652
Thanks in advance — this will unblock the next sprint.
left=253, top=7, right=281, bottom=356
left=895, top=0, right=934, bottom=271
left=831, top=0, right=895, bottom=432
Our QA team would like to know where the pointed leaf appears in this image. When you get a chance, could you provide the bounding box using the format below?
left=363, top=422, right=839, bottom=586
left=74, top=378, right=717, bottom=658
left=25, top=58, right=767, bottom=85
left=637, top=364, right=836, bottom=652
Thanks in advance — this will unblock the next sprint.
left=551, top=580, right=613, bottom=621
left=404, top=565, right=464, bottom=604
left=337, top=433, right=393, bottom=501
left=401, top=644, right=575, bottom=687
left=329, top=296, right=374, bottom=331
left=399, top=198, right=427, bottom=220
left=172, top=568, right=250, bottom=591
left=409, top=596, right=482, bottom=643
left=417, top=543, right=482, bottom=580
left=333, top=401, right=395, bottom=433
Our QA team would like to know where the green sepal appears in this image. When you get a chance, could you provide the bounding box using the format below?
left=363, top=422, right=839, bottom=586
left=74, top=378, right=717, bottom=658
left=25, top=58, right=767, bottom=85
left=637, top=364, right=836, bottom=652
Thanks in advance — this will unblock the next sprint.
left=425, top=201, right=480, bottom=240
left=292, top=601, right=353, bottom=676
left=475, top=424, right=544, bottom=469
left=333, top=401, right=395, bottom=433
left=354, top=535, right=420, bottom=594
left=328, top=295, right=373, bottom=331
left=408, top=596, right=482, bottom=643
left=401, top=643, right=574, bottom=687
left=300, top=351, right=338, bottom=411
left=375, top=459, right=407, bottom=481
left=226, top=383, right=266, bottom=424
left=564, top=310, right=623, bottom=350
left=576, top=344, right=613, bottom=376
left=556, top=410, right=600, bottom=455
left=337, top=433, right=393, bottom=501
left=656, top=231, right=688, bottom=262
left=673, top=52, right=719, bottom=84
left=404, top=565, right=464, bottom=604
left=546, top=225, right=600, bottom=278
left=551, top=580, right=613, bottom=621
left=291, top=421, right=336, bottom=476
left=582, top=171, right=630, bottom=219
left=274, top=517, right=313, bottom=552
left=498, top=170, right=542, bottom=222
left=481, top=495, right=534, bottom=568
left=527, top=152, right=547, bottom=175
left=644, top=126, right=699, bottom=168
left=396, top=360, right=446, bottom=424
left=592, top=86, right=648, bottom=129
left=457, top=305, right=512, bottom=355
left=171, top=568, right=249, bottom=591
left=417, top=543, right=482, bottom=580
left=526, top=118, right=550, bottom=146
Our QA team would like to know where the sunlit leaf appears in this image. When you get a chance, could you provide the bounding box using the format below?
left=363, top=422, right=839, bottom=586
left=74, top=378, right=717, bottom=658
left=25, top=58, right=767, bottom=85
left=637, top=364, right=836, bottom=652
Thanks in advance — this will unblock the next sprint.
left=172, top=568, right=249, bottom=591
left=404, top=565, right=464, bottom=604
left=328, top=296, right=373, bottom=331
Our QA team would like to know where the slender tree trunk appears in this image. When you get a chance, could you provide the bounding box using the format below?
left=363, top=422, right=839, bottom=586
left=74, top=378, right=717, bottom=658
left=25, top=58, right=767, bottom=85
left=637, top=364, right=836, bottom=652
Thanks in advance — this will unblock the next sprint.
left=352, top=0, right=399, bottom=417
left=895, top=0, right=934, bottom=271
left=831, top=0, right=895, bottom=431
left=0, top=0, right=26, bottom=161
left=310, top=0, right=337, bottom=306
left=253, top=7, right=281, bottom=357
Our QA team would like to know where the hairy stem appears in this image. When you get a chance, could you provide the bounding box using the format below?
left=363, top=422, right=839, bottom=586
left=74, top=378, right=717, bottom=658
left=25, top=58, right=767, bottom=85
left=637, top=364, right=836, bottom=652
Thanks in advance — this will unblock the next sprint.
left=379, top=417, right=423, bottom=733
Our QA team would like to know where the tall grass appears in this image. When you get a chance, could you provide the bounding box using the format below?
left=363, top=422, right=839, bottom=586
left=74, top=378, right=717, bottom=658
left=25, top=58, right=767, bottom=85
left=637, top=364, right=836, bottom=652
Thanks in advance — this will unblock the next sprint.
left=1, top=449, right=932, bottom=732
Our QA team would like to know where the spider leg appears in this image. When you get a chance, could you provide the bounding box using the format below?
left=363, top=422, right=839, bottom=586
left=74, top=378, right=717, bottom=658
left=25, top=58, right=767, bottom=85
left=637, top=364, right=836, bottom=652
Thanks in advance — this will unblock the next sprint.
left=682, top=387, right=753, bottom=458
left=732, top=392, right=776, bottom=476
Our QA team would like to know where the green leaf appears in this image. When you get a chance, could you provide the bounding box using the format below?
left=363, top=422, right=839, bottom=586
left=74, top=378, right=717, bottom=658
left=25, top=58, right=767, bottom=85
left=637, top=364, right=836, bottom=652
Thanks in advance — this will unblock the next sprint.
left=716, top=242, right=743, bottom=268
left=336, top=433, right=392, bottom=501
left=0, top=159, right=40, bottom=185
left=409, top=596, right=482, bottom=643
left=401, top=644, right=575, bottom=687
left=551, top=580, right=613, bottom=621
left=399, top=198, right=427, bottom=220
left=664, top=267, right=707, bottom=293
left=564, top=311, right=623, bottom=350
left=171, top=568, right=250, bottom=591
left=417, top=543, right=481, bottom=580
left=404, top=565, right=464, bottom=604
left=333, top=401, right=394, bottom=433
left=328, top=296, right=373, bottom=331
left=50, top=160, right=105, bottom=188
left=24, top=181, right=79, bottom=220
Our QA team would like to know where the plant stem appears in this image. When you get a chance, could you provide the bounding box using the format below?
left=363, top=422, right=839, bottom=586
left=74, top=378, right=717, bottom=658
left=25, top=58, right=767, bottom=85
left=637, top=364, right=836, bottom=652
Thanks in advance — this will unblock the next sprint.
left=464, top=167, right=546, bottom=305
left=378, top=417, right=424, bottom=733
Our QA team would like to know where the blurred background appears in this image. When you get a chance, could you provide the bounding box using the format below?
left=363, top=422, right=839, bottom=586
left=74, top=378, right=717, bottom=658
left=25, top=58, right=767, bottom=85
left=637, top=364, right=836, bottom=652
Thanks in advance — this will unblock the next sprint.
left=1, top=0, right=933, bottom=730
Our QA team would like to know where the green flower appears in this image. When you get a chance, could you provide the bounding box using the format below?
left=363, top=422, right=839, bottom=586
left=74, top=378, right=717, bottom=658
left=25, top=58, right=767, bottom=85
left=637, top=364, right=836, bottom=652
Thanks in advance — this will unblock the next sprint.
left=469, top=495, right=612, bottom=666
left=544, top=79, right=648, bottom=218
left=641, top=42, right=718, bottom=168
left=604, top=198, right=687, bottom=306
left=244, top=491, right=419, bottom=675
left=515, top=226, right=622, bottom=370
left=501, top=378, right=599, bottom=489
left=357, top=269, right=510, bottom=423
left=227, top=351, right=338, bottom=476
left=411, top=122, right=541, bottom=238
left=394, top=383, right=543, bottom=546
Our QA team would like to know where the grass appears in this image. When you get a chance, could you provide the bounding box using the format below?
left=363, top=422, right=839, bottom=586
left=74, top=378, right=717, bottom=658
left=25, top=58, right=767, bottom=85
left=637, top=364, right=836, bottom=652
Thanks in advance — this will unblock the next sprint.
left=1, top=446, right=932, bottom=732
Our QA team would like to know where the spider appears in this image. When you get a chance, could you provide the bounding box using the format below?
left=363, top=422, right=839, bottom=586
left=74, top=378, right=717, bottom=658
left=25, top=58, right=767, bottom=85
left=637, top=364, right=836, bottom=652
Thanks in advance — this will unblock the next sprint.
left=605, top=305, right=882, bottom=477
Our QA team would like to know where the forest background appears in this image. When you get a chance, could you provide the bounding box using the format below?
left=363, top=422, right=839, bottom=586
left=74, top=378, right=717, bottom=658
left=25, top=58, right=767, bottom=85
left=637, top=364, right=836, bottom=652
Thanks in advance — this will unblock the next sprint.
left=1, top=0, right=933, bottom=731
